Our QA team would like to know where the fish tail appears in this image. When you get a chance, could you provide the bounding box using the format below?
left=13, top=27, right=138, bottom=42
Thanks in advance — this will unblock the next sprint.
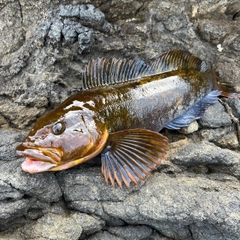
left=213, top=71, right=240, bottom=98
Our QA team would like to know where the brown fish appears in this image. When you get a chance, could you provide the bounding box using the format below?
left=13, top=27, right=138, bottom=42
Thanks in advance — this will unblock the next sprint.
left=16, top=50, right=239, bottom=188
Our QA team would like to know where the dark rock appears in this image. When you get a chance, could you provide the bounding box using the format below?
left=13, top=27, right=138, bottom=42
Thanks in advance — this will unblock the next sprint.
left=199, top=102, right=232, bottom=128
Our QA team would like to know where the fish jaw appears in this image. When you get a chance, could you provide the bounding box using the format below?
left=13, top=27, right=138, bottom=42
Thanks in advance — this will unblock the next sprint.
left=16, top=147, right=62, bottom=174
left=21, top=157, right=57, bottom=173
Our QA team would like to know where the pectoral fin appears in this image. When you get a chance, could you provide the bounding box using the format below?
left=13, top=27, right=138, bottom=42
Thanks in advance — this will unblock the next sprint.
left=101, top=129, right=169, bottom=188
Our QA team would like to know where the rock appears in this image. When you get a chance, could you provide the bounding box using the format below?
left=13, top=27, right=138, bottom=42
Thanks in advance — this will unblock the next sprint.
left=199, top=127, right=239, bottom=149
left=0, top=0, right=240, bottom=239
left=179, top=121, right=199, bottom=134
left=197, top=20, right=228, bottom=45
left=107, top=225, right=153, bottom=240
left=102, top=173, right=240, bottom=240
left=199, top=102, right=232, bottom=128
left=88, top=231, right=123, bottom=240
left=1, top=204, right=105, bottom=239
left=225, top=98, right=240, bottom=119
left=170, top=141, right=239, bottom=168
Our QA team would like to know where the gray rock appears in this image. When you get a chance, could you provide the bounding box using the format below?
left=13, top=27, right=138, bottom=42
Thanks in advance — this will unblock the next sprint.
left=198, top=20, right=228, bottom=45
left=102, top=173, right=240, bottom=240
left=62, top=20, right=82, bottom=43
left=107, top=225, right=153, bottom=240
left=0, top=159, right=62, bottom=203
left=78, top=28, right=93, bottom=51
left=88, top=231, right=124, bottom=240
left=58, top=4, right=80, bottom=18
left=1, top=204, right=104, bottom=239
left=225, top=98, right=240, bottom=119
left=199, top=102, right=232, bottom=128
left=47, top=19, right=64, bottom=43
left=79, top=4, right=105, bottom=25
left=0, top=0, right=240, bottom=239
left=0, top=129, right=26, bottom=161
left=170, top=141, right=239, bottom=166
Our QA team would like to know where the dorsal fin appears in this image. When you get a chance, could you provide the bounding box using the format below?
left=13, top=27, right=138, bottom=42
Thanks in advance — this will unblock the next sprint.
left=148, top=50, right=206, bottom=73
left=82, top=58, right=151, bottom=90
left=81, top=50, right=206, bottom=90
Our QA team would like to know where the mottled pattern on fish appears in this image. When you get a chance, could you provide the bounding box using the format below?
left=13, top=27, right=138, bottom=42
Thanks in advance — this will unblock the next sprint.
left=16, top=50, right=240, bottom=188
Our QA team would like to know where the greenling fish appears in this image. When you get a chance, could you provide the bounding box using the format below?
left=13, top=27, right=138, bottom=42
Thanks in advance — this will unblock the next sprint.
left=16, top=50, right=239, bottom=188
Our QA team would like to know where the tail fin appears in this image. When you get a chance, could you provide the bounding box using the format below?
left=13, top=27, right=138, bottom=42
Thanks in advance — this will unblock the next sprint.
left=213, top=72, right=240, bottom=98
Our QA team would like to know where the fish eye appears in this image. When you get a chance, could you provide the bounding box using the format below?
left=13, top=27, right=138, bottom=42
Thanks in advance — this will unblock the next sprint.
left=52, top=121, right=66, bottom=135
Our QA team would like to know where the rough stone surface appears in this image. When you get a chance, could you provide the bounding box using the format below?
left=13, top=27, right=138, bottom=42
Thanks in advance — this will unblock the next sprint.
left=0, top=1, right=240, bottom=239
left=199, top=102, right=232, bottom=128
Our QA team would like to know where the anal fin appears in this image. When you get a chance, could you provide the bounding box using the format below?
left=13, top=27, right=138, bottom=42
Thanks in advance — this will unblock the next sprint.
left=101, top=129, right=169, bottom=188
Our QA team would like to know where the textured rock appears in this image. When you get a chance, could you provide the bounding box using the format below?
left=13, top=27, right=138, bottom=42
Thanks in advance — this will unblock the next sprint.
left=199, top=102, right=232, bottom=128
left=101, top=173, right=240, bottom=240
left=1, top=204, right=104, bottom=239
left=107, top=225, right=153, bottom=240
left=0, top=0, right=240, bottom=239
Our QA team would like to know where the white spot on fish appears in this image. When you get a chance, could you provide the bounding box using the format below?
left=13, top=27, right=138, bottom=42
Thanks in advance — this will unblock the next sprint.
left=64, top=100, right=95, bottom=110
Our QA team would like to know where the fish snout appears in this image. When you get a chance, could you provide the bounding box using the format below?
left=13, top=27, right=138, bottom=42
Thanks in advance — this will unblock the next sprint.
left=16, top=146, right=64, bottom=174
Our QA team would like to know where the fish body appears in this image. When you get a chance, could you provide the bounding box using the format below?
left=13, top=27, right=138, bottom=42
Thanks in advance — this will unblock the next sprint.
left=16, top=50, right=237, bottom=188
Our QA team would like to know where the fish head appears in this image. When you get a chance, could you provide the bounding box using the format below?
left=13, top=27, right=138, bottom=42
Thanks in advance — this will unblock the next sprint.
left=16, top=103, right=108, bottom=174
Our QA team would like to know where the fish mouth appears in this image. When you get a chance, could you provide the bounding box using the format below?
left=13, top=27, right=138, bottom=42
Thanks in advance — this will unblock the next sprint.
left=16, top=147, right=63, bottom=174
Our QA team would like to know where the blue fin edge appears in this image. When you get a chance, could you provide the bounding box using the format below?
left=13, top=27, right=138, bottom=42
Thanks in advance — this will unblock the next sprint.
left=165, top=90, right=221, bottom=130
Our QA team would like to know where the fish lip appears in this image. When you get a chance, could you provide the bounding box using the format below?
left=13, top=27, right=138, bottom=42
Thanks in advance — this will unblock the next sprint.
left=21, top=157, right=57, bottom=174
left=16, top=146, right=62, bottom=164
left=16, top=146, right=63, bottom=173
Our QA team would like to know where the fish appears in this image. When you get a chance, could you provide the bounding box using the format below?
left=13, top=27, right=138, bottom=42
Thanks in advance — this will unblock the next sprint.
left=16, top=50, right=240, bottom=188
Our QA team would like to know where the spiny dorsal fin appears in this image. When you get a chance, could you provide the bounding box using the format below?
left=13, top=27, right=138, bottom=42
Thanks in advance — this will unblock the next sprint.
left=148, top=50, right=206, bottom=73
left=82, top=50, right=206, bottom=90
left=82, top=58, right=151, bottom=90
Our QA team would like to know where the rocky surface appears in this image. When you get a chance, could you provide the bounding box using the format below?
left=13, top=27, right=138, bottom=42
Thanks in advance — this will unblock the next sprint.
left=0, top=0, right=240, bottom=239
